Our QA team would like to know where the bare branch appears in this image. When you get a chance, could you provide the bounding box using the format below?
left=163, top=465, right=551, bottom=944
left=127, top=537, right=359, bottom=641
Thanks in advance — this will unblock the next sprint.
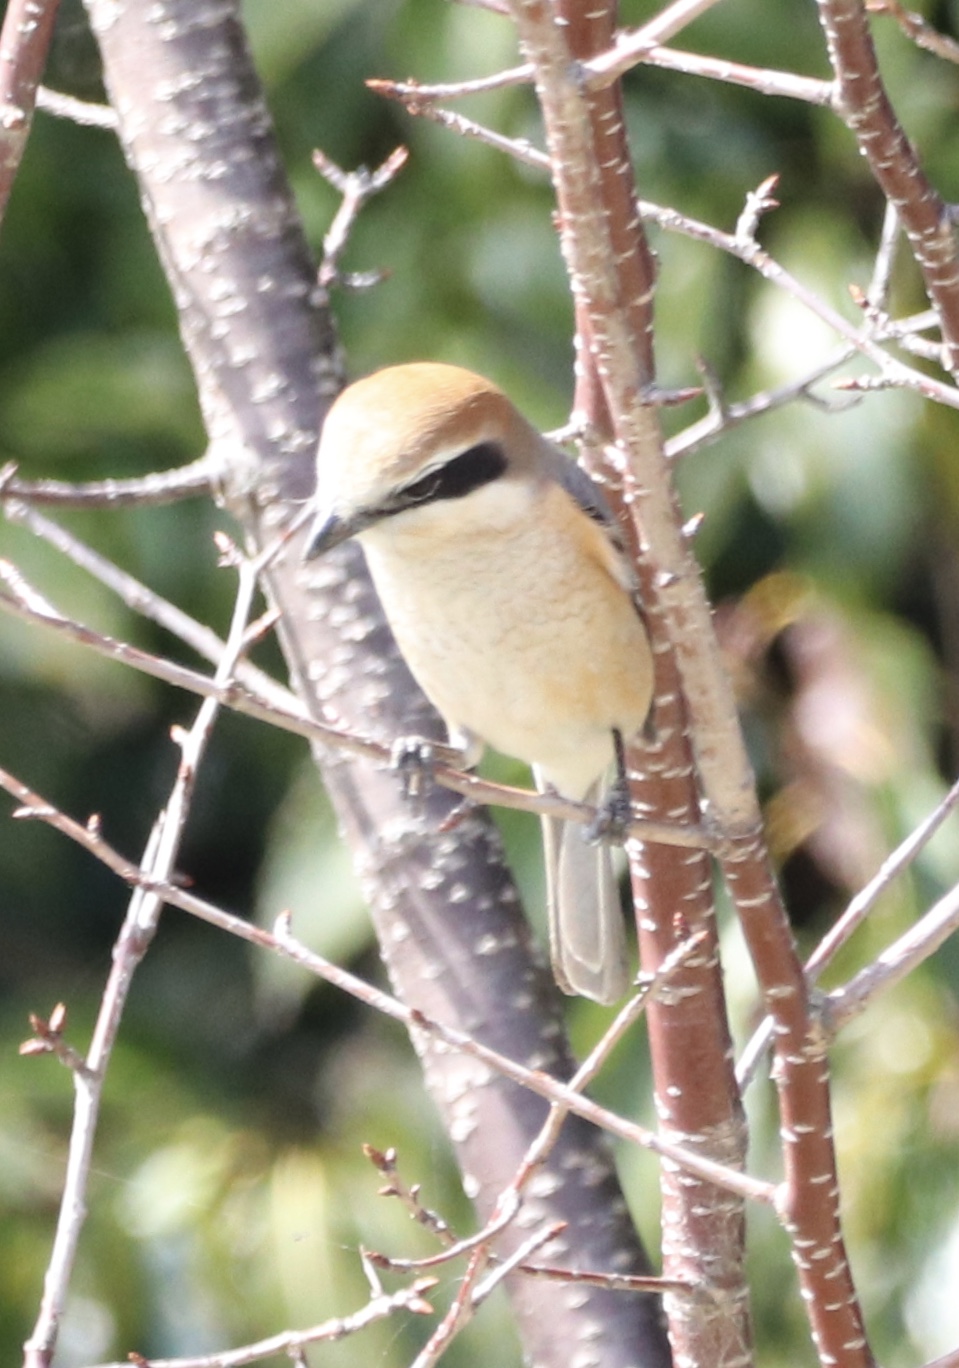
left=313, top=145, right=409, bottom=289
left=868, top=0, right=959, bottom=65
left=0, top=453, right=217, bottom=507
left=367, top=84, right=550, bottom=171
left=83, top=1280, right=437, bottom=1368
left=640, top=194, right=959, bottom=409
left=817, top=0, right=959, bottom=376
left=0, top=557, right=718, bottom=850
left=35, top=85, right=117, bottom=128
left=584, top=40, right=835, bottom=105
left=0, top=761, right=774, bottom=1206
left=4, top=500, right=298, bottom=712
left=23, top=553, right=263, bottom=1368
left=738, top=774, right=959, bottom=1086
left=0, top=0, right=61, bottom=224
left=828, top=878, right=959, bottom=1030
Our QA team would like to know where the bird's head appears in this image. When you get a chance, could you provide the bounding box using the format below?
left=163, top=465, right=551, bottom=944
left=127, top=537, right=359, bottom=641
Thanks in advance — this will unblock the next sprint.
left=304, top=363, right=541, bottom=558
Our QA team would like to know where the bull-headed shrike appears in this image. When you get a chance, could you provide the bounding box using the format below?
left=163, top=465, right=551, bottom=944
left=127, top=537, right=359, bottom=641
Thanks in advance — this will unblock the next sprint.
left=305, top=363, right=654, bottom=1004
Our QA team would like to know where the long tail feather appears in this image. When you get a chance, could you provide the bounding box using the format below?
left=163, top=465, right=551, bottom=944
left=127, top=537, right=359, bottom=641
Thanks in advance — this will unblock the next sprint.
left=539, top=776, right=629, bottom=1004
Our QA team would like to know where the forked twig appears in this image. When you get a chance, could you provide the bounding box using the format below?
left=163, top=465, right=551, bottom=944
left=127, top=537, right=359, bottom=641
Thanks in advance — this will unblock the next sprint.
left=22, top=547, right=264, bottom=1368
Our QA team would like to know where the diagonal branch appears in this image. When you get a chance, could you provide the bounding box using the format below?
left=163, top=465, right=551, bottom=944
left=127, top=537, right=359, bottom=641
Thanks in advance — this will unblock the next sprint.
left=22, top=551, right=263, bottom=1368
left=816, top=0, right=959, bottom=376
left=0, top=762, right=776, bottom=1208
left=506, top=4, right=873, bottom=1365
left=0, top=0, right=61, bottom=224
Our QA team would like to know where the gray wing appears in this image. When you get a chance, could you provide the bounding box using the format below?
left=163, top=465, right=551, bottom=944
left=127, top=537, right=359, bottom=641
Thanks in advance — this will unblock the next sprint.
left=542, top=442, right=640, bottom=596
left=543, top=440, right=656, bottom=741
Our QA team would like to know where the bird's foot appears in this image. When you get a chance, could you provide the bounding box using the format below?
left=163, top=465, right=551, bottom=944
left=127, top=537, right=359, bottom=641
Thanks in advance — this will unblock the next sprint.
left=583, top=775, right=633, bottom=847
left=584, top=728, right=633, bottom=846
left=390, top=736, right=437, bottom=802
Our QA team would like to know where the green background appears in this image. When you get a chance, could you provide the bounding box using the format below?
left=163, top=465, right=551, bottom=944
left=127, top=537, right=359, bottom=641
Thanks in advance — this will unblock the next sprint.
left=2, top=1, right=959, bottom=1364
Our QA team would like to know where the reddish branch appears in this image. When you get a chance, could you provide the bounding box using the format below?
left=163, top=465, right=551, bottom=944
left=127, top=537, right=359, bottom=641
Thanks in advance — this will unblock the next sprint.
left=508, top=2, right=873, bottom=1365
left=0, top=0, right=61, bottom=224
left=544, top=2, right=753, bottom=1365
left=817, top=0, right=959, bottom=377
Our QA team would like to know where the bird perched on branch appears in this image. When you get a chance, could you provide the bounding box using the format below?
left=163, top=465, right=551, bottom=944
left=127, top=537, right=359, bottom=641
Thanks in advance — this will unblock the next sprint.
left=304, top=363, right=654, bottom=1004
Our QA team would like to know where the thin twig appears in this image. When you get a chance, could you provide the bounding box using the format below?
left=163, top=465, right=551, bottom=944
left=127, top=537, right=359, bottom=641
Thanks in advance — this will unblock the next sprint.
left=584, top=40, right=835, bottom=104
left=84, top=1281, right=437, bottom=1368
left=0, top=760, right=775, bottom=1206
left=35, top=86, right=117, bottom=128
left=408, top=1244, right=490, bottom=1368
left=0, top=558, right=718, bottom=851
left=828, top=877, right=959, bottom=1031
left=868, top=0, right=959, bottom=65
left=313, top=145, right=409, bottom=289
left=0, top=452, right=217, bottom=507
left=22, top=551, right=262, bottom=1368
left=0, top=0, right=62, bottom=224
left=4, top=499, right=298, bottom=713
left=640, top=194, right=959, bottom=410
left=366, top=86, right=550, bottom=172
left=364, top=1145, right=458, bottom=1249
left=737, top=774, right=959, bottom=1085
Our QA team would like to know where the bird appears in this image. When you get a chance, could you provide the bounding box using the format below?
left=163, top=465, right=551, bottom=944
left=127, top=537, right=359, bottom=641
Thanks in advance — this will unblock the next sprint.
left=304, top=362, right=654, bottom=1004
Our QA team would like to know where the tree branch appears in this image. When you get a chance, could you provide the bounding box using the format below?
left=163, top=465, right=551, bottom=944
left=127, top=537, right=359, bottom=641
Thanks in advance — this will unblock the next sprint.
left=817, top=0, right=959, bottom=377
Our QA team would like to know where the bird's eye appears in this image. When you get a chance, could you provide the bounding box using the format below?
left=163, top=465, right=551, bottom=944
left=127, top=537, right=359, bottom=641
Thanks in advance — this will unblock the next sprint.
left=396, top=442, right=507, bottom=511
left=401, top=469, right=443, bottom=506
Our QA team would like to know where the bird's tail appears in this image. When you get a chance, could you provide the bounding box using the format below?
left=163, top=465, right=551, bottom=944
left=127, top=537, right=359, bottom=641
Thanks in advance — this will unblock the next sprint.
left=538, top=774, right=630, bottom=1005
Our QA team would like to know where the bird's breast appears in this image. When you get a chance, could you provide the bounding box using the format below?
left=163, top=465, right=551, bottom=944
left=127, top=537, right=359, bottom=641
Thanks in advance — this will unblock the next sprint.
left=359, top=488, right=653, bottom=790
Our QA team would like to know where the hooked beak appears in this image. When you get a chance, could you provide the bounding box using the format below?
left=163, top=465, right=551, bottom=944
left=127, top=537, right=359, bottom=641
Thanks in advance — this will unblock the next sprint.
left=303, top=509, right=353, bottom=560
left=304, top=502, right=386, bottom=559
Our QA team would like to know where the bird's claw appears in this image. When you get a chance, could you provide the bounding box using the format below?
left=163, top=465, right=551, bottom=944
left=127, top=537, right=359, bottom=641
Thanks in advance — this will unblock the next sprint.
left=584, top=778, right=633, bottom=847
left=390, top=737, right=436, bottom=802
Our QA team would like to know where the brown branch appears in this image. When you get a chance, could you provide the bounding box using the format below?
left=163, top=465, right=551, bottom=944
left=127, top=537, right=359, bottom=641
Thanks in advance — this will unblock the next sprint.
left=0, top=453, right=217, bottom=507
left=828, top=877, right=959, bottom=1031
left=507, top=4, right=873, bottom=1364
left=22, top=556, right=262, bottom=1368
left=739, top=774, right=959, bottom=1085
left=84, top=1281, right=437, bottom=1368
left=0, top=556, right=717, bottom=850
left=0, top=0, right=61, bottom=225
left=816, top=0, right=959, bottom=377
left=0, top=761, right=775, bottom=1208
left=513, top=4, right=754, bottom=1367
left=868, top=0, right=959, bottom=65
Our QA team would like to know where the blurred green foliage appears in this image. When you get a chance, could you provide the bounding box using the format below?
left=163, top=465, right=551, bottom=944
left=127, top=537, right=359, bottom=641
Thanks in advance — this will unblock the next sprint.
left=2, top=0, right=959, bottom=1364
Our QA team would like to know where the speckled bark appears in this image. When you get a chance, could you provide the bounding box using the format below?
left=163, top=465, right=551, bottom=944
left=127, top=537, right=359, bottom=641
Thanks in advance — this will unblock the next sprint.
left=81, top=1, right=671, bottom=1364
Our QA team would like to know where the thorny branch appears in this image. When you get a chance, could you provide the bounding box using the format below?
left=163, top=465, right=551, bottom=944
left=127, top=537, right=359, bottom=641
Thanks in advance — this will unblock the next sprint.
left=816, top=0, right=959, bottom=376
